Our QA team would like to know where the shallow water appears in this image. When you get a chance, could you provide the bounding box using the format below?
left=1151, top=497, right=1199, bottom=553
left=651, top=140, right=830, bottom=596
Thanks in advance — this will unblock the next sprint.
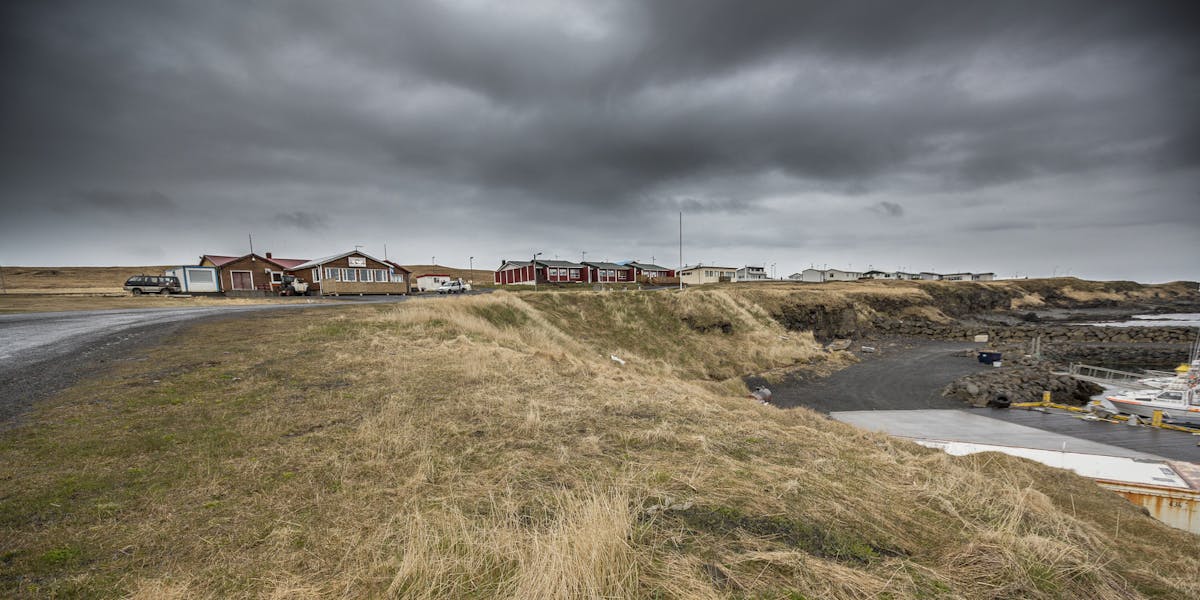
left=1088, top=313, right=1200, bottom=327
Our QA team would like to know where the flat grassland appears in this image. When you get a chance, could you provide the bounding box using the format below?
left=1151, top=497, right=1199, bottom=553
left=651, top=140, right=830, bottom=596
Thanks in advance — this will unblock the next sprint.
left=2, top=287, right=1199, bottom=598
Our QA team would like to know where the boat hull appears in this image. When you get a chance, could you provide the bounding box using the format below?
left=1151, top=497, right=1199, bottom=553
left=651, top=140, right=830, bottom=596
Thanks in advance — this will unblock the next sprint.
left=1105, top=396, right=1200, bottom=425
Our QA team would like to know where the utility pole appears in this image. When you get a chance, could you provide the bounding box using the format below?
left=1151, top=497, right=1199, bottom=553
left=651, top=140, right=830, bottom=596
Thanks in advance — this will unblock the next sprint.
left=532, top=251, right=542, bottom=291
left=469, top=256, right=474, bottom=281
left=0, top=262, right=6, bottom=294
left=581, top=251, right=586, bottom=262
left=678, top=211, right=683, bottom=291
left=384, top=243, right=388, bottom=261
left=248, top=233, right=255, bottom=257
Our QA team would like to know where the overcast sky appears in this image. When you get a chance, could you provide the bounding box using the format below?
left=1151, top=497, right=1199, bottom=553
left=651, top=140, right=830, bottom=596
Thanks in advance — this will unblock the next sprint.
left=1, top=1, right=1197, bottom=281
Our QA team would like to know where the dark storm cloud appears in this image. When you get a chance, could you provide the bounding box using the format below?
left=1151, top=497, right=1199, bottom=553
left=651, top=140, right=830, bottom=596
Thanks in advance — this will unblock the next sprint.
left=0, top=0, right=1197, bottom=280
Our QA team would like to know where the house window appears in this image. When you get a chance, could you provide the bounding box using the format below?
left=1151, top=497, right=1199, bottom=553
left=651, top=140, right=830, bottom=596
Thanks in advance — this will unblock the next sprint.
left=360, top=269, right=373, bottom=283
left=569, top=269, right=579, bottom=279
left=313, top=268, right=321, bottom=282
left=270, top=271, right=283, bottom=284
left=325, top=267, right=339, bottom=281
left=391, top=272, right=405, bottom=283
left=342, top=268, right=357, bottom=282
left=375, top=269, right=388, bottom=282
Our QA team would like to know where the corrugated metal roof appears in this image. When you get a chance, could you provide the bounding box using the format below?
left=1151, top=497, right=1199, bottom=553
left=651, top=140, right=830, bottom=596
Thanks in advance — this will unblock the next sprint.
left=537, top=260, right=584, bottom=268
left=629, top=262, right=671, bottom=271
left=290, top=250, right=388, bottom=270
left=201, top=254, right=240, bottom=267
left=582, top=261, right=629, bottom=270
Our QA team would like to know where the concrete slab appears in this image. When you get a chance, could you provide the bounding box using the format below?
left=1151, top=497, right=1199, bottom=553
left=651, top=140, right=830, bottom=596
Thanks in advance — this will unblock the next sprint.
left=831, top=409, right=1164, bottom=460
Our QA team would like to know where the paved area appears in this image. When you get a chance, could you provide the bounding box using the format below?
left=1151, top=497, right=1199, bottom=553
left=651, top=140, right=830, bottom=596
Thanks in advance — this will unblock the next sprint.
left=762, top=338, right=1200, bottom=463
left=832, top=409, right=1162, bottom=459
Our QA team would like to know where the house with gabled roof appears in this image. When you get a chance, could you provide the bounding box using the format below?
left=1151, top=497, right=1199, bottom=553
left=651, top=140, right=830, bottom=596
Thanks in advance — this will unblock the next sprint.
left=494, top=259, right=588, bottom=285
left=199, top=252, right=309, bottom=293
left=582, top=261, right=633, bottom=283
left=627, top=261, right=675, bottom=280
left=286, top=250, right=409, bottom=295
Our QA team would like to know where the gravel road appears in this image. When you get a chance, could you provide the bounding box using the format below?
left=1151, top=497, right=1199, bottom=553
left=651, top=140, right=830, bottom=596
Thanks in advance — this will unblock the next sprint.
left=0, top=298, right=409, bottom=426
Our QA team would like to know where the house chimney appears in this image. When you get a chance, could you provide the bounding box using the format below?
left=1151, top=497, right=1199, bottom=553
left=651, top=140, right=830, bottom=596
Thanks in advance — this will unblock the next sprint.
left=266, top=252, right=273, bottom=259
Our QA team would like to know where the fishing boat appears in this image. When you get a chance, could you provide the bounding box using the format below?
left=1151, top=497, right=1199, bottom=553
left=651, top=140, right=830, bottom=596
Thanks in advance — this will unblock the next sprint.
left=1096, top=333, right=1200, bottom=425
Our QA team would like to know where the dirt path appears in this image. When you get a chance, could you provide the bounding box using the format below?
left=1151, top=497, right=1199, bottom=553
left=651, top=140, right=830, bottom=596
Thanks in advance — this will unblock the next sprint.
left=748, top=339, right=990, bottom=412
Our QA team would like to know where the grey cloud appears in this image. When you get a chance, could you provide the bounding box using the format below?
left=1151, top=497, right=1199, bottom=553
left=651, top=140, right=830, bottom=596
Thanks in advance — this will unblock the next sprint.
left=0, top=1, right=1197, bottom=281
left=868, top=201, right=904, bottom=217
left=274, top=211, right=323, bottom=231
left=61, top=189, right=178, bottom=215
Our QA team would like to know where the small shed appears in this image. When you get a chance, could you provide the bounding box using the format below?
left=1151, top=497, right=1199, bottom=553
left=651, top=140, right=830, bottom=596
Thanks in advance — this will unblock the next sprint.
left=164, top=266, right=220, bottom=293
left=415, top=273, right=452, bottom=292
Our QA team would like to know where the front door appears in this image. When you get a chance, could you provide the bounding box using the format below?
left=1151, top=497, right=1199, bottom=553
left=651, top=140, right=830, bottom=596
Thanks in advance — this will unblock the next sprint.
left=231, top=271, right=252, bottom=290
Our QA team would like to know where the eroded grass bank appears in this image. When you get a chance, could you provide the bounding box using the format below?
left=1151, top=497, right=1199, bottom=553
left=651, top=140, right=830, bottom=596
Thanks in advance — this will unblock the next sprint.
left=2, top=290, right=1198, bottom=598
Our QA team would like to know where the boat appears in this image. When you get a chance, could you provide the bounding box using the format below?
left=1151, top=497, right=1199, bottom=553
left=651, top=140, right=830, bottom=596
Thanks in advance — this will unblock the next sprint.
left=1096, top=333, right=1200, bottom=425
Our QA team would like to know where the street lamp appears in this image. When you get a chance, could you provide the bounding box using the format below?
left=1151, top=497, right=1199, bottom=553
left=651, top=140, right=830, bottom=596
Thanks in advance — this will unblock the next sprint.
left=532, top=251, right=542, bottom=291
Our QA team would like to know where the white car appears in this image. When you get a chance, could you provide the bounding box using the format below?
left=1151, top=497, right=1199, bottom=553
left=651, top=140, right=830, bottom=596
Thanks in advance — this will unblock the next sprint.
left=437, top=279, right=469, bottom=294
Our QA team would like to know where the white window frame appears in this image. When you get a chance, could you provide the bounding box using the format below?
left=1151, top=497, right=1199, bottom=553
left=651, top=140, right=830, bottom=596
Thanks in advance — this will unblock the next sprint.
left=313, top=268, right=321, bottom=282
left=342, top=268, right=357, bottom=282
left=360, top=269, right=374, bottom=283
left=230, top=269, right=254, bottom=290
left=270, top=271, right=283, bottom=284
left=375, top=269, right=388, bottom=282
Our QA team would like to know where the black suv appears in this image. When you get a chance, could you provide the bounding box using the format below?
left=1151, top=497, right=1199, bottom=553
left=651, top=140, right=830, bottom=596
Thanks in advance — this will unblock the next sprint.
left=124, top=275, right=181, bottom=295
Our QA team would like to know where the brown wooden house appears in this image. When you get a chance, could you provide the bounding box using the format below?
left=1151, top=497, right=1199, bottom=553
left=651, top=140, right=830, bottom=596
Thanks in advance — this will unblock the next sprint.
left=199, top=252, right=308, bottom=293
left=287, top=250, right=410, bottom=295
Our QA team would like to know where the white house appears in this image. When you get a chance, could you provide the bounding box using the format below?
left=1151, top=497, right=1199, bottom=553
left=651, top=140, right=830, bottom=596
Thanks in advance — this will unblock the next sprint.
left=734, top=265, right=769, bottom=282
left=798, top=268, right=864, bottom=282
left=416, top=273, right=453, bottom=291
left=679, top=265, right=737, bottom=285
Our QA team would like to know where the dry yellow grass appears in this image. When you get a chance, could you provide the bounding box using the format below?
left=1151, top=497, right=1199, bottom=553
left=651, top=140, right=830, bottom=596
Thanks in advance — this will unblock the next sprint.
left=2, top=289, right=1198, bottom=598
left=0, top=265, right=172, bottom=293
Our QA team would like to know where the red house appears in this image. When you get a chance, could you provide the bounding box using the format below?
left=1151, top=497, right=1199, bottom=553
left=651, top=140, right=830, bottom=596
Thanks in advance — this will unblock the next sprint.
left=581, top=261, right=634, bottom=283
left=494, top=259, right=587, bottom=285
left=628, top=261, right=675, bottom=280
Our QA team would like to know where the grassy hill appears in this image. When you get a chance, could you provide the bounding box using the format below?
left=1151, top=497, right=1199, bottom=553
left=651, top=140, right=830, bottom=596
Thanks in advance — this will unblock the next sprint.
left=1, top=287, right=1198, bottom=597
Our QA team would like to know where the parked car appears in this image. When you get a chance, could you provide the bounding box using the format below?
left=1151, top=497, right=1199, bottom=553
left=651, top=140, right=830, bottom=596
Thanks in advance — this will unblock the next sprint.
left=124, top=275, right=181, bottom=295
left=436, top=279, right=470, bottom=294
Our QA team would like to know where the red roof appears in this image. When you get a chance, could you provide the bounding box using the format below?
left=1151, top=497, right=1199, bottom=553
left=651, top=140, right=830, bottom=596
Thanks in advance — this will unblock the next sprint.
left=201, top=254, right=241, bottom=267
left=200, top=253, right=308, bottom=270
left=270, top=257, right=309, bottom=269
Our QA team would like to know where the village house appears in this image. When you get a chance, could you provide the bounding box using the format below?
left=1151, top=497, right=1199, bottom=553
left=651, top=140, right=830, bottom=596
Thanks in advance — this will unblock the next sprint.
left=797, top=268, right=863, bottom=282
left=679, top=265, right=736, bottom=285
left=415, top=273, right=452, bottom=292
left=627, top=261, right=675, bottom=281
left=582, top=261, right=634, bottom=283
left=734, top=265, right=769, bottom=281
left=494, top=259, right=588, bottom=285
left=287, top=250, right=409, bottom=295
left=199, top=252, right=309, bottom=293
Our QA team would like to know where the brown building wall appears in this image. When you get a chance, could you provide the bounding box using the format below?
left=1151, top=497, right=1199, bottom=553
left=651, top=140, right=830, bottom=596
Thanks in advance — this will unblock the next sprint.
left=200, top=255, right=280, bottom=292
left=289, top=254, right=410, bottom=295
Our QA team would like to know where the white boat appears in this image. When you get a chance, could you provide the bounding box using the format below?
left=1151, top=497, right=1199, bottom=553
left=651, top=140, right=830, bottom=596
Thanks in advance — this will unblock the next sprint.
left=1101, top=357, right=1200, bottom=425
